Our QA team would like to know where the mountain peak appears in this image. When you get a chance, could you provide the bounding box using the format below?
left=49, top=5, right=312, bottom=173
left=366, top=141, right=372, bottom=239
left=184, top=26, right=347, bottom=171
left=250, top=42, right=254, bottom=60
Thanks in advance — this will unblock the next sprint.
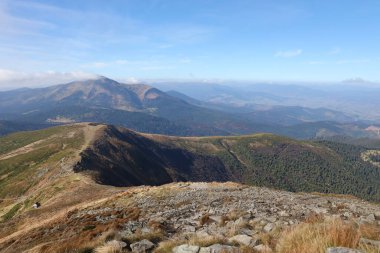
left=94, top=75, right=117, bottom=83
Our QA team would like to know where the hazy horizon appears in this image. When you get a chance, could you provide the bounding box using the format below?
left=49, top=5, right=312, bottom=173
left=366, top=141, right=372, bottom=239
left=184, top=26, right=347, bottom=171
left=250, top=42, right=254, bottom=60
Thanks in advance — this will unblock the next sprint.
left=1, top=73, right=380, bottom=91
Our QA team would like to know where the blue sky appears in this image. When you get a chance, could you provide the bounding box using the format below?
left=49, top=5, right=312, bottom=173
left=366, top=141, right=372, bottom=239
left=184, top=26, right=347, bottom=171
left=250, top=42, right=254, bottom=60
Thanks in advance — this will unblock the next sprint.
left=1, top=0, right=380, bottom=87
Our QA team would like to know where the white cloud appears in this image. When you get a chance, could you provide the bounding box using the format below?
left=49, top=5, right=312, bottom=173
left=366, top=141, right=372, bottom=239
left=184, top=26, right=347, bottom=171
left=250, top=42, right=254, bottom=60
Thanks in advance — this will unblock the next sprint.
left=117, top=77, right=141, bottom=84
left=0, top=69, right=98, bottom=90
left=275, top=49, right=303, bottom=58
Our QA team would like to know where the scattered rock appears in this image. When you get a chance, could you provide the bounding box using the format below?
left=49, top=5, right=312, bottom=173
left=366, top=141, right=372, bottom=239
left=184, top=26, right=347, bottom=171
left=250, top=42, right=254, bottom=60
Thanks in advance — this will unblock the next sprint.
left=196, top=230, right=211, bottom=238
left=263, top=223, right=275, bottom=233
left=253, top=244, right=272, bottom=253
left=200, top=244, right=239, bottom=253
left=326, top=247, right=363, bottom=253
left=234, top=217, right=248, bottom=227
left=173, top=244, right=200, bottom=253
left=342, top=212, right=352, bottom=218
left=239, top=228, right=255, bottom=236
left=359, top=237, right=380, bottom=247
left=130, top=239, right=155, bottom=253
left=209, top=215, right=223, bottom=224
left=278, top=210, right=289, bottom=217
left=266, top=217, right=277, bottom=223
left=366, top=214, right=376, bottom=222
left=107, top=240, right=127, bottom=248
left=182, top=225, right=196, bottom=233
left=228, top=234, right=259, bottom=247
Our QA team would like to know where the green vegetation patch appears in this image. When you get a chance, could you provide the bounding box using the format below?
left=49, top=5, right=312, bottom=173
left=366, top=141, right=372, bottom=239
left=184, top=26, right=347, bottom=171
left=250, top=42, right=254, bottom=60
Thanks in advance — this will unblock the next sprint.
left=1, top=203, right=22, bottom=221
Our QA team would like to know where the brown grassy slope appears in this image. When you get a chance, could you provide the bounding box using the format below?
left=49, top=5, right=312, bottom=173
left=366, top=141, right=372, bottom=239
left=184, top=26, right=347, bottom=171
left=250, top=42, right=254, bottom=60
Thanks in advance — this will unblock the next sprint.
left=0, top=123, right=119, bottom=240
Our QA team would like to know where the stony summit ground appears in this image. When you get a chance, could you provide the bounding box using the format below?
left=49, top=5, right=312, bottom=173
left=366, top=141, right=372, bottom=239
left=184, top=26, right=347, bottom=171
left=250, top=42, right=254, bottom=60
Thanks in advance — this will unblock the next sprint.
left=1, top=182, right=379, bottom=252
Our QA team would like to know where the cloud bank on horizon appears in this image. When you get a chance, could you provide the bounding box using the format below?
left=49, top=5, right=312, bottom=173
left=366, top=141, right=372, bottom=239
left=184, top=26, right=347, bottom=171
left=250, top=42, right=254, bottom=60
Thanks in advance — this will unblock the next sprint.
left=0, top=0, right=380, bottom=86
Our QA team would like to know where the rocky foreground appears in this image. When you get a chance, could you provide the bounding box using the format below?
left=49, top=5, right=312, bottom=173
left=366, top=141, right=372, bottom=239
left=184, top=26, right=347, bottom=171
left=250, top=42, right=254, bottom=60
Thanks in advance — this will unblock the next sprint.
left=1, top=182, right=380, bottom=253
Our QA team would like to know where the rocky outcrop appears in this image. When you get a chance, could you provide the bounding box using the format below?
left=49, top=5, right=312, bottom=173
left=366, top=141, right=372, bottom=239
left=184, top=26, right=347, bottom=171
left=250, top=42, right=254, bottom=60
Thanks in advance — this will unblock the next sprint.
left=1, top=182, right=379, bottom=253
left=130, top=239, right=155, bottom=253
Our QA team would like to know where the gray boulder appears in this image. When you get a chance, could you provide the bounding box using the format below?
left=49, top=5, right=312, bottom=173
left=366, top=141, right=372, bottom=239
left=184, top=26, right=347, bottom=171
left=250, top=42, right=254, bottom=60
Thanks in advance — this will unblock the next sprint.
left=173, top=244, right=200, bottom=253
left=326, top=247, right=363, bottom=253
left=228, top=234, right=259, bottom=247
left=106, top=240, right=127, bottom=248
left=130, top=239, right=155, bottom=253
left=201, top=244, right=240, bottom=253
left=263, top=223, right=275, bottom=233
left=253, top=244, right=272, bottom=253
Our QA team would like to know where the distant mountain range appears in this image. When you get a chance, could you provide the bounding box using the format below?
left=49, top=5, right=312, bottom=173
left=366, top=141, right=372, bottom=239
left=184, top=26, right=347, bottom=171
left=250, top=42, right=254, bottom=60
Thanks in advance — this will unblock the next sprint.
left=0, top=77, right=378, bottom=139
left=166, top=90, right=355, bottom=125
left=153, top=81, right=380, bottom=122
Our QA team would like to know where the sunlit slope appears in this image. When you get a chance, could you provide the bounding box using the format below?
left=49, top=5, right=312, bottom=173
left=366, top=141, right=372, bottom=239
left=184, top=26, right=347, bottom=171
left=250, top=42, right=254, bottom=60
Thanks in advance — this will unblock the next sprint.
left=0, top=124, right=109, bottom=223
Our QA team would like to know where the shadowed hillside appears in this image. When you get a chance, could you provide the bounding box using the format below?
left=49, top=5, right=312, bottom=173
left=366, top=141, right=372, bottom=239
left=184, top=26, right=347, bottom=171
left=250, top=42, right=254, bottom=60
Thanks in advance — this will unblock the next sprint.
left=70, top=124, right=380, bottom=202
left=74, top=125, right=232, bottom=186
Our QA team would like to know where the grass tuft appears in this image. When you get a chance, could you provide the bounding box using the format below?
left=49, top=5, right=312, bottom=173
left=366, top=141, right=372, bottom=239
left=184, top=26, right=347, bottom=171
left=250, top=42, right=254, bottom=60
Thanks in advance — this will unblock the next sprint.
left=276, top=218, right=361, bottom=253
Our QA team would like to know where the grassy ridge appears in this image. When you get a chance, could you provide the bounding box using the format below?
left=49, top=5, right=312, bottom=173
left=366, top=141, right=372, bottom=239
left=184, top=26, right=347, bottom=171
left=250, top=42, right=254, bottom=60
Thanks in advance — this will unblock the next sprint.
left=1, top=124, right=380, bottom=206
left=0, top=125, right=84, bottom=199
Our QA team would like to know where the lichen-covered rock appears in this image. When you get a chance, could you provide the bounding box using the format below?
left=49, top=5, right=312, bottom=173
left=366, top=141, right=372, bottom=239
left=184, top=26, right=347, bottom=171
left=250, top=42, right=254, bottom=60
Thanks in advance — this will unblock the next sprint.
left=228, top=234, right=259, bottom=247
left=263, top=223, right=275, bottom=233
left=173, top=244, right=200, bottom=253
left=130, top=239, right=154, bottom=253
left=199, top=244, right=240, bottom=253
left=326, top=247, right=363, bottom=253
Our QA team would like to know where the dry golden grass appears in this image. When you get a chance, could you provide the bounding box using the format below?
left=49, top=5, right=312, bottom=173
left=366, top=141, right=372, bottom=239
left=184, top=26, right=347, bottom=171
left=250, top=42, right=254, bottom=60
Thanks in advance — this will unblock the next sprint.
left=154, top=239, right=186, bottom=253
left=220, top=215, right=230, bottom=226
left=199, top=213, right=210, bottom=226
left=123, top=230, right=165, bottom=245
left=359, top=244, right=380, bottom=253
left=94, top=240, right=123, bottom=253
left=154, top=234, right=226, bottom=253
left=304, top=211, right=324, bottom=223
left=360, top=223, right=380, bottom=240
left=227, top=209, right=245, bottom=221
left=276, top=218, right=361, bottom=253
left=240, top=245, right=259, bottom=253
left=148, top=220, right=165, bottom=231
